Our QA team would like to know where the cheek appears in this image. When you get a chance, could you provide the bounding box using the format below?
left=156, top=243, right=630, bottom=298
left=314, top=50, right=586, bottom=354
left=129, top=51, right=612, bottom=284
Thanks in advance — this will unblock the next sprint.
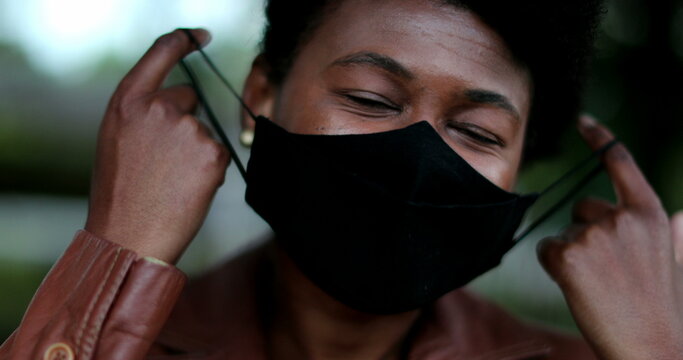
left=461, top=151, right=520, bottom=192
left=272, top=74, right=332, bottom=134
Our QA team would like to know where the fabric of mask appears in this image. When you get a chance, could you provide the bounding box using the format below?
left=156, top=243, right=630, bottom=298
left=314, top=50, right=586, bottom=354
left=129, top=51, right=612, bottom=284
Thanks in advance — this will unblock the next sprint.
left=245, top=116, right=539, bottom=314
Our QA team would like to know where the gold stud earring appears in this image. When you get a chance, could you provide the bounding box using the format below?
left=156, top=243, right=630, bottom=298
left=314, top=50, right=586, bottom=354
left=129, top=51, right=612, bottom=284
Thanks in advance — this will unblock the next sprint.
left=239, top=128, right=255, bottom=148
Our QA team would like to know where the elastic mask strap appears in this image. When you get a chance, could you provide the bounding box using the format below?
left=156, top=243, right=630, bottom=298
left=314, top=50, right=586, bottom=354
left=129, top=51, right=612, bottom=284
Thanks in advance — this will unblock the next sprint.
left=514, top=139, right=618, bottom=242
left=177, top=29, right=260, bottom=181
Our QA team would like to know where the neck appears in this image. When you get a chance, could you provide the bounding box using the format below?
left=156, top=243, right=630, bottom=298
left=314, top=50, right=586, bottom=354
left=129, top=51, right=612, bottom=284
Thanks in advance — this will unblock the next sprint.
left=266, top=246, right=421, bottom=360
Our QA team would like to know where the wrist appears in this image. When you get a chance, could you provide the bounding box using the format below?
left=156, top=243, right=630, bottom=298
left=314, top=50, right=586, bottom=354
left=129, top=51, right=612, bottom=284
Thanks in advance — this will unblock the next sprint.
left=595, top=331, right=683, bottom=360
left=84, top=216, right=183, bottom=264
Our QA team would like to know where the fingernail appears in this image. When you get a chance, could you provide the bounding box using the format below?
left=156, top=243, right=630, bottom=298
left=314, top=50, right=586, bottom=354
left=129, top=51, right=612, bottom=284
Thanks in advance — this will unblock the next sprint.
left=579, top=114, right=597, bottom=129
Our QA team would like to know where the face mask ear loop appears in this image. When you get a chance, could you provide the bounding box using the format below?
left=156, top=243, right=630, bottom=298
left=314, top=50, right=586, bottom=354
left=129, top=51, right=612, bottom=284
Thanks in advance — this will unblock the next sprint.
left=513, top=139, right=619, bottom=242
left=178, top=28, right=265, bottom=181
left=535, top=139, right=619, bottom=199
left=181, top=29, right=259, bottom=122
left=179, top=59, right=247, bottom=180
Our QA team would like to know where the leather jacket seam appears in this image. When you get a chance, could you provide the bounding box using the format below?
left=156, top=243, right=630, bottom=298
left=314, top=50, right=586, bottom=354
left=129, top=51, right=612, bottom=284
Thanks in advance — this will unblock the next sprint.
left=84, top=248, right=132, bottom=351
left=74, top=246, right=123, bottom=355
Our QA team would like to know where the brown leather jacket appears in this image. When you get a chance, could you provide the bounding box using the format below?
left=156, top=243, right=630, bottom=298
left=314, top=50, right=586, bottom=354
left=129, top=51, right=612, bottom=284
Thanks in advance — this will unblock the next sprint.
left=0, top=230, right=598, bottom=360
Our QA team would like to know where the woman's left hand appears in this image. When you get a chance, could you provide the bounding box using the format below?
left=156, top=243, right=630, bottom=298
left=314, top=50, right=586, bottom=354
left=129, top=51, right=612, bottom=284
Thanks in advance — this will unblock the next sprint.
left=538, top=115, right=683, bottom=360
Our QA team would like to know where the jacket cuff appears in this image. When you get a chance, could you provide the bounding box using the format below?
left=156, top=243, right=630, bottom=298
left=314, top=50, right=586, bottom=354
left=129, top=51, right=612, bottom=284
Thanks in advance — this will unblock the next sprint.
left=93, top=251, right=186, bottom=358
left=2, top=230, right=186, bottom=360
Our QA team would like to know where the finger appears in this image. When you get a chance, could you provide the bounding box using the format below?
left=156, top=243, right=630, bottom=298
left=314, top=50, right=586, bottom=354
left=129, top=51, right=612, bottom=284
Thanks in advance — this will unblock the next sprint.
left=671, top=211, right=683, bottom=264
left=537, top=236, right=568, bottom=280
left=120, top=28, right=211, bottom=95
left=572, top=197, right=616, bottom=224
left=577, top=115, right=660, bottom=209
left=159, top=85, right=198, bottom=114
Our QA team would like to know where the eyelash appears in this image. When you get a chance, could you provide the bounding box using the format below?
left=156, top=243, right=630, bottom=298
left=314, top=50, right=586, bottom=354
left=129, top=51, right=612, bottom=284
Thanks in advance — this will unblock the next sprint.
left=342, top=92, right=402, bottom=112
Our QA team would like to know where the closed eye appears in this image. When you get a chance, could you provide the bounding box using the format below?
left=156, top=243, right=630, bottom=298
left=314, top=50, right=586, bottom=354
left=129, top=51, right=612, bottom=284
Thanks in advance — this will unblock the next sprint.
left=347, top=95, right=396, bottom=110
left=337, top=90, right=402, bottom=113
left=449, top=122, right=504, bottom=147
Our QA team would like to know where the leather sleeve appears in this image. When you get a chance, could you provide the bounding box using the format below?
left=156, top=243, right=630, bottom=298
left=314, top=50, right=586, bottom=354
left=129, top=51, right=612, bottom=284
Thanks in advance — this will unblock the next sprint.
left=0, top=230, right=187, bottom=360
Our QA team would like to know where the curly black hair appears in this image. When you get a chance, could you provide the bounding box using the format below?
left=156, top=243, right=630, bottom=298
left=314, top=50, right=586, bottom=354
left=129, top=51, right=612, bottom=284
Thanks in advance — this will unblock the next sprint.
left=260, top=0, right=605, bottom=162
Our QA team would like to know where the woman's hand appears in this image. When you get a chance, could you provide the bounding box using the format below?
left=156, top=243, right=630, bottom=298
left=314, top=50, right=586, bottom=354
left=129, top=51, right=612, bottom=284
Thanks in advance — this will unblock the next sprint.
left=85, top=29, right=229, bottom=264
left=538, top=115, right=683, bottom=359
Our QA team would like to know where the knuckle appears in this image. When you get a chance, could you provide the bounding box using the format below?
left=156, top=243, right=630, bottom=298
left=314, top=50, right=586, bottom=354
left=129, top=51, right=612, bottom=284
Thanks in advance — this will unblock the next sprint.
left=106, top=93, right=126, bottom=115
left=198, top=143, right=229, bottom=185
left=647, top=206, right=668, bottom=223
left=148, top=96, right=175, bottom=119
left=576, top=224, right=605, bottom=246
left=209, top=143, right=230, bottom=166
left=609, top=208, right=632, bottom=230
left=178, top=114, right=200, bottom=132
left=105, top=92, right=144, bottom=126
left=538, top=238, right=582, bottom=281
left=113, top=79, right=134, bottom=101
left=110, top=79, right=145, bottom=109
left=556, top=242, right=583, bottom=271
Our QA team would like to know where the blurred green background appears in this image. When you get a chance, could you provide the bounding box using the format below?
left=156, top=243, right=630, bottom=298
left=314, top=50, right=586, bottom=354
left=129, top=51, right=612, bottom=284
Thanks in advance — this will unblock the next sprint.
left=0, top=0, right=681, bottom=341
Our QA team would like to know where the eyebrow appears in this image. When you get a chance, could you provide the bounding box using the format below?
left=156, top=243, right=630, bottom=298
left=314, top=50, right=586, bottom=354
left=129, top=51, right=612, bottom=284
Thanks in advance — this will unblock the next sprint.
left=464, top=89, right=520, bottom=121
left=330, top=51, right=415, bottom=80
left=330, top=52, right=520, bottom=121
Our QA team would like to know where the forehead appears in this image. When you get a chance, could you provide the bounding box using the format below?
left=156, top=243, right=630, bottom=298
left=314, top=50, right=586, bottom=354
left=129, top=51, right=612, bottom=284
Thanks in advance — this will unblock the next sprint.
left=287, top=0, right=530, bottom=114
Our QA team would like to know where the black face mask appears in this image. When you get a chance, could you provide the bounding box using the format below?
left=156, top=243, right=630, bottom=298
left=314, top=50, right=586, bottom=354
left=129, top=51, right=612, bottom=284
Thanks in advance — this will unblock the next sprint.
left=178, top=29, right=616, bottom=314
left=245, top=116, right=539, bottom=313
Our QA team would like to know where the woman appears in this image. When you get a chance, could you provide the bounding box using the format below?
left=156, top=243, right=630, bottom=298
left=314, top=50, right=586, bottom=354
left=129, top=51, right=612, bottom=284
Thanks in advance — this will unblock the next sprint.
left=3, top=0, right=683, bottom=359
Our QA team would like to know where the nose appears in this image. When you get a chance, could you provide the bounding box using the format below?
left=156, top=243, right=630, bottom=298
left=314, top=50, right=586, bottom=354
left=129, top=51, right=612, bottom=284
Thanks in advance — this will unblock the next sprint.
left=404, top=105, right=446, bottom=134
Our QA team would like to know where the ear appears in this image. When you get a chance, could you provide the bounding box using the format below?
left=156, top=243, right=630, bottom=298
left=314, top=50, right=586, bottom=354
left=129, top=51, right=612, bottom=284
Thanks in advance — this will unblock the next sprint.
left=241, top=55, right=278, bottom=132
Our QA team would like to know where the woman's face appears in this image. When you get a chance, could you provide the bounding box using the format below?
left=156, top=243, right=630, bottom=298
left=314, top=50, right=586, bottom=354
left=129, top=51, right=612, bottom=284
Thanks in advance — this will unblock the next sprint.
left=249, top=0, right=532, bottom=191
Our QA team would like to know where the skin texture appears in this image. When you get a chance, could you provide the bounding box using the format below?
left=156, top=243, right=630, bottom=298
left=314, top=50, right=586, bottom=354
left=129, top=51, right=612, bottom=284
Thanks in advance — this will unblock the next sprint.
left=537, top=115, right=683, bottom=359
left=84, top=0, right=683, bottom=359
left=85, top=29, right=228, bottom=264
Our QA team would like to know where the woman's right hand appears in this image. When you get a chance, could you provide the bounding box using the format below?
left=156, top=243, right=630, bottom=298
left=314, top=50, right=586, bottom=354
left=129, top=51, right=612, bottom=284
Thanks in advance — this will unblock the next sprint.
left=85, top=28, right=230, bottom=264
